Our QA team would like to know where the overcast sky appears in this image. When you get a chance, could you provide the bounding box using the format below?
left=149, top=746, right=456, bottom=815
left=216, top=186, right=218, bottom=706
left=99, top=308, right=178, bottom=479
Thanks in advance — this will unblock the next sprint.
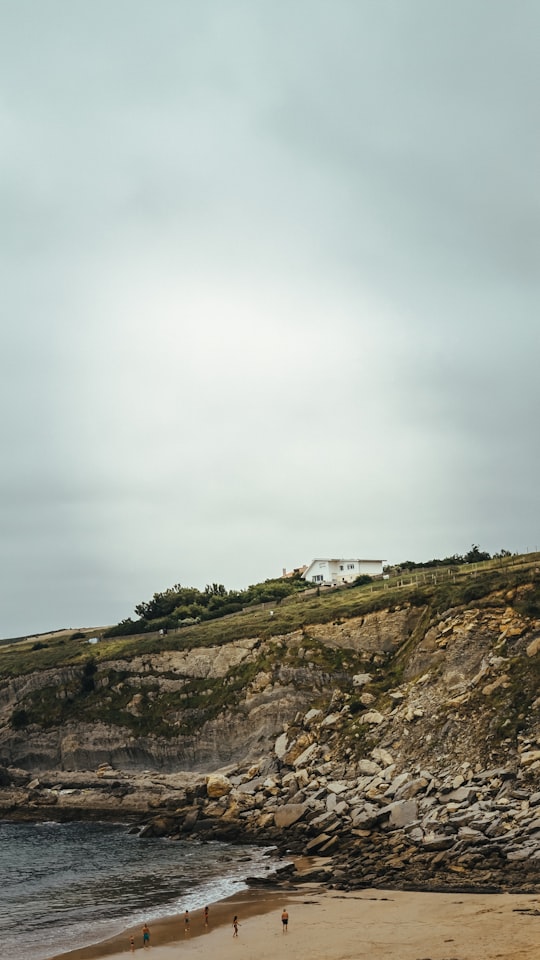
left=1, top=1, right=539, bottom=637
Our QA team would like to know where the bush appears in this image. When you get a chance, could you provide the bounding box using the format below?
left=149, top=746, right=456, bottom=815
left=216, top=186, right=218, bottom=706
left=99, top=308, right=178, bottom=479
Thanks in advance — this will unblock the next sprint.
left=11, top=709, right=29, bottom=729
left=80, top=660, right=97, bottom=694
left=103, top=618, right=147, bottom=638
left=514, top=585, right=540, bottom=619
left=462, top=582, right=489, bottom=603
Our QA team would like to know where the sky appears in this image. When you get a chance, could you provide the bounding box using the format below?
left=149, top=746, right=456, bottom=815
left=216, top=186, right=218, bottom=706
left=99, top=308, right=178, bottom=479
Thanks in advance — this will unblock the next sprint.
left=1, top=1, right=539, bottom=638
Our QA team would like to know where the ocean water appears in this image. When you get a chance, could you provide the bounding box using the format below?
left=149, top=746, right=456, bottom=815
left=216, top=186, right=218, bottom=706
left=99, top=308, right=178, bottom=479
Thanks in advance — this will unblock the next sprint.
left=2, top=820, right=276, bottom=960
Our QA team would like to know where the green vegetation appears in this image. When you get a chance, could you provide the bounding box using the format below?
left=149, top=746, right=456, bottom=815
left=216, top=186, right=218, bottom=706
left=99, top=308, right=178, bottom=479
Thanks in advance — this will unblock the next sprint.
left=1, top=551, right=539, bottom=685
left=392, top=544, right=511, bottom=572
left=474, top=651, right=540, bottom=746
left=110, top=542, right=505, bottom=643
left=6, top=613, right=364, bottom=738
left=104, top=574, right=308, bottom=637
left=513, top=582, right=540, bottom=620
left=2, top=550, right=539, bottom=765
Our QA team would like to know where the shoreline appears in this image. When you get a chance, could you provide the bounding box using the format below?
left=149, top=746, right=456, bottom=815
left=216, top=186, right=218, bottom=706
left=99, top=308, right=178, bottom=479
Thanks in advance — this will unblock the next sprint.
left=45, top=885, right=297, bottom=960
left=45, top=884, right=540, bottom=960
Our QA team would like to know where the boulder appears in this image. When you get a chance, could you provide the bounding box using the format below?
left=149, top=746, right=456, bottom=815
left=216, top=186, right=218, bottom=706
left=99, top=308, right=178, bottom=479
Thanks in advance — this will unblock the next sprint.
left=385, top=772, right=410, bottom=796
left=181, top=807, right=199, bottom=831
left=371, top=748, right=394, bottom=767
left=395, top=777, right=428, bottom=801
left=304, top=832, right=332, bottom=853
left=304, top=709, right=323, bottom=728
left=321, top=713, right=342, bottom=728
left=445, top=786, right=477, bottom=803
left=293, top=744, right=319, bottom=768
left=386, top=799, right=419, bottom=828
left=482, top=676, right=511, bottom=696
left=283, top=734, right=313, bottom=766
left=360, top=711, right=385, bottom=725
left=255, top=812, right=276, bottom=829
left=352, top=674, right=372, bottom=687
left=422, top=833, right=455, bottom=851
left=206, top=774, right=233, bottom=798
left=360, top=692, right=376, bottom=706
left=520, top=751, right=540, bottom=767
left=351, top=803, right=384, bottom=828
left=326, top=780, right=348, bottom=794
left=357, top=760, right=382, bottom=776
left=274, top=803, right=306, bottom=828
left=526, top=637, right=540, bottom=657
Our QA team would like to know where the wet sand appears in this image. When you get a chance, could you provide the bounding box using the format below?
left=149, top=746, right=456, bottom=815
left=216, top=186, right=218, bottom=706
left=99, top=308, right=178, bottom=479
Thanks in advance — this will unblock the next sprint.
left=46, top=885, right=540, bottom=960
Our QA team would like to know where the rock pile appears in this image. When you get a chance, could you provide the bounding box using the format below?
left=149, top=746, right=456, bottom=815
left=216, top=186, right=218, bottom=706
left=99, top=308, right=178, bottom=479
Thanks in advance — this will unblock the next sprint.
left=171, top=729, right=540, bottom=892
left=1, top=727, right=539, bottom=893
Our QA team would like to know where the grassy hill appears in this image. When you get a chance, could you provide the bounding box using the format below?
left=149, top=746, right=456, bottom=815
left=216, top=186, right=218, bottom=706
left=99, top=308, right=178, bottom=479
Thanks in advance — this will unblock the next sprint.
left=1, top=551, right=538, bottom=680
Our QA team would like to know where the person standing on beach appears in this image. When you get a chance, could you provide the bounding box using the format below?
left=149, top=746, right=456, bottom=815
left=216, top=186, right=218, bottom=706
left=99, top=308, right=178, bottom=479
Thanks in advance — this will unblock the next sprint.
left=129, top=934, right=135, bottom=952
left=142, top=922, right=150, bottom=947
left=204, top=905, right=209, bottom=927
left=232, top=915, right=240, bottom=937
left=281, top=908, right=289, bottom=933
left=184, top=910, right=190, bottom=934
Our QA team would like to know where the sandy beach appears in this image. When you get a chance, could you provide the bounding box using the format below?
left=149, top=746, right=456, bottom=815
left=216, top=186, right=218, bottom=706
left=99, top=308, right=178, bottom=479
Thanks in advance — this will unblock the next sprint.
left=46, top=884, right=540, bottom=960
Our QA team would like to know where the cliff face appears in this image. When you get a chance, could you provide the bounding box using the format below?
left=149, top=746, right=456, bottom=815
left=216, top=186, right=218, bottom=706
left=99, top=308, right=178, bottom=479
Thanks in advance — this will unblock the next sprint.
left=0, top=633, right=335, bottom=771
left=0, top=584, right=538, bottom=781
left=1, top=576, right=539, bottom=891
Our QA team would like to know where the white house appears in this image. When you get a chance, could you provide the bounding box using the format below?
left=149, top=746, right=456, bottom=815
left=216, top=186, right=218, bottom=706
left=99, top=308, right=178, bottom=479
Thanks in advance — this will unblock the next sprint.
left=302, top=558, right=384, bottom=586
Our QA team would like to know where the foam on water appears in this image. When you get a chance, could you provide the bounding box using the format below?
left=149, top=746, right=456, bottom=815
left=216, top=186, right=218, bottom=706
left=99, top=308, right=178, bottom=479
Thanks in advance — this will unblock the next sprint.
left=2, top=820, right=275, bottom=960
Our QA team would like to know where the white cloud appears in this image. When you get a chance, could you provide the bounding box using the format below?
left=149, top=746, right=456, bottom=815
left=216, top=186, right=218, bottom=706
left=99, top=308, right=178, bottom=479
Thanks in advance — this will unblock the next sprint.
left=0, top=1, right=539, bottom=635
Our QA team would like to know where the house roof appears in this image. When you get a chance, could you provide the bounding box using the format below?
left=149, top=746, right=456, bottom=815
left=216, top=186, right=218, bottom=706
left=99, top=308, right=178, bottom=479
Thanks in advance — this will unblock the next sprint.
left=306, top=558, right=384, bottom=565
left=302, top=558, right=384, bottom=577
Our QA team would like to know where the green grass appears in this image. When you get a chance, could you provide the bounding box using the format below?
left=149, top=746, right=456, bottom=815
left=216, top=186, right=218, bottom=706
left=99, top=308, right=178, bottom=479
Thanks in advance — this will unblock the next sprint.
left=2, top=552, right=540, bottom=682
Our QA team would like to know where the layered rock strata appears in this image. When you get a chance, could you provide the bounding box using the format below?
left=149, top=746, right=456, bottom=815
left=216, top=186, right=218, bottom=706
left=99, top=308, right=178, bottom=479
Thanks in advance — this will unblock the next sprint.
left=1, top=585, right=539, bottom=894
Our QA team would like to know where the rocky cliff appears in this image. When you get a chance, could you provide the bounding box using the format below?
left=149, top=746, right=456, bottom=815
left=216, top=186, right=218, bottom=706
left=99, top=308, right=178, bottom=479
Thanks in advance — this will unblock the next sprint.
left=1, top=568, right=539, bottom=892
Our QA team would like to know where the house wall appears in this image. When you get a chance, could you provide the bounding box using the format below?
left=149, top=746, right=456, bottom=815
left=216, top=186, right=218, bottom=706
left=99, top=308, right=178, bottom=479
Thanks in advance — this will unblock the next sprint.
left=330, top=560, right=383, bottom=582
left=305, top=560, right=331, bottom=584
left=304, top=559, right=383, bottom=585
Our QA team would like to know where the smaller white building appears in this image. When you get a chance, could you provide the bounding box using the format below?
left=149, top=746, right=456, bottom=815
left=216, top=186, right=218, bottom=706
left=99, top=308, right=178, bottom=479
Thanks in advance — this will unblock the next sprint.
left=302, top=558, right=384, bottom=586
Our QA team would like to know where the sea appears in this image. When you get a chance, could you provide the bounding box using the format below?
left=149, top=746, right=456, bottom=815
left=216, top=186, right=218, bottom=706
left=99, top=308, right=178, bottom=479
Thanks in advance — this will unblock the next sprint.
left=2, top=819, right=277, bottom=960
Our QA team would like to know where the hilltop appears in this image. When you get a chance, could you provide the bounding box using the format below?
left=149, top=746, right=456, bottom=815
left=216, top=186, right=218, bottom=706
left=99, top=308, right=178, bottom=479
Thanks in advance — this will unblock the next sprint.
left=0, top=552, right=539, bottom=892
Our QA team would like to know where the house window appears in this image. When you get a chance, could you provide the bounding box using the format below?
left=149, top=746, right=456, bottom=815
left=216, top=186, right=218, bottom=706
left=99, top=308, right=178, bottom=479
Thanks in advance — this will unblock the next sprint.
left=339, top=565, right=344, bottom=571
left=312, top=574, right=324, bottom=582
left=347, top=563, right=355, bottom=570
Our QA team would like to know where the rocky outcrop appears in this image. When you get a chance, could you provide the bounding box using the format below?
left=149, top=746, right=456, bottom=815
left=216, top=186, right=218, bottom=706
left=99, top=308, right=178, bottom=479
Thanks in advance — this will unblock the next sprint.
left=2, top=715, right=538, bottom=892
left=0, top=579, right=539, bottom=893
left=0, top=635, right=337, bottom=772
left=0, top=610, right=429, bottom=773
left=309, top=606, right=424, bottom=657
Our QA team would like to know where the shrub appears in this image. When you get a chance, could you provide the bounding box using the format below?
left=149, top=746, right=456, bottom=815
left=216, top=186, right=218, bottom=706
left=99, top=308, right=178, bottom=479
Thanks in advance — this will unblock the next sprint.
left=11, top=709, right=29, bottom=729
left=352, top=575, right=372, bottom=587
left=80, top=660, right=97, bottom=694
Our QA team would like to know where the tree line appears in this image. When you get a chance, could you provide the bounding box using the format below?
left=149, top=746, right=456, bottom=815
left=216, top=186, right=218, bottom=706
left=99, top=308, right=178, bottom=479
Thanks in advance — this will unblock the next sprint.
left=104, top=573, right=307, bottom=637
left=390, top=544, right=512, bottom=573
